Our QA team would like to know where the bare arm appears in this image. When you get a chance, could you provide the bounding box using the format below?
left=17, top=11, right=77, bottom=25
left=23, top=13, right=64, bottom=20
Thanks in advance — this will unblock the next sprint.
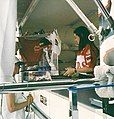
left=6, top=93, right=33, bottom=113
left=63, top=67, right=75, bottom=76
left=76, top=66, right=93, bottom=73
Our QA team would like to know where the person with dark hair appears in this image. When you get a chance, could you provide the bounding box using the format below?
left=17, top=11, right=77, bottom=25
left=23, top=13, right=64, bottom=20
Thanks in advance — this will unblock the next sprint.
left=64, top=26, right=99, bottom=78
left=2, top=58, right=34, bottom=119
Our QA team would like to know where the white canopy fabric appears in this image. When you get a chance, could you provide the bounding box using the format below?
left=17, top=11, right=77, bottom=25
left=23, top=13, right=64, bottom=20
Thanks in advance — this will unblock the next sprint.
left=110, top=0, right=114, bottom=20
left=0, top=0, right=17, bottom=82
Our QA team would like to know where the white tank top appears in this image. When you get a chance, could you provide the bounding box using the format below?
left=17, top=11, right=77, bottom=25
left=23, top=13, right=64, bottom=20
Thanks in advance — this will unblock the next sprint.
left=2, top=93, right=25, bottom=119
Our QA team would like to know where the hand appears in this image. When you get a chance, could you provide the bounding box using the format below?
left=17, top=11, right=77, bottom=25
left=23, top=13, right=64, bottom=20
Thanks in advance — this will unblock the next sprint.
left=26, top=94, right=34, bottom=105
left=63, top=67, right=76, bottom=76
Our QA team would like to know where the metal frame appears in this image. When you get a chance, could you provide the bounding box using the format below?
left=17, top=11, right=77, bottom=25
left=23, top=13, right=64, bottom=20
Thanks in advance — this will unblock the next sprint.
left=93, top=0, right=114, bottom=29
left=69, top=83, right=114, bottom=119
left=31, top=102, right=51, bottom=119
left=1, top=79, right=114, bottom=119
left=63, top=2, right=114, bottom=118
left=1, top=0, right=114, bottom=119
left=65, top=0, right=98, bottom=35
left=0, top=78, right=95, bottom=93
left=69, top=87, right=78, bottom=119
left=19, top=0, right=41, bottom=28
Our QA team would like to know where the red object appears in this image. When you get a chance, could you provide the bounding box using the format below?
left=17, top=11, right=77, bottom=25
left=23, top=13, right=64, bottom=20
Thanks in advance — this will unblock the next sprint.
left=19, top=38, right=43, bottom=66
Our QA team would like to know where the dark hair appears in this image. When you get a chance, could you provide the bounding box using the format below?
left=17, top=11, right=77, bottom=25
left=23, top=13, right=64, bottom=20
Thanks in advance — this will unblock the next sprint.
left=73, top=26, right=94, bottom=50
